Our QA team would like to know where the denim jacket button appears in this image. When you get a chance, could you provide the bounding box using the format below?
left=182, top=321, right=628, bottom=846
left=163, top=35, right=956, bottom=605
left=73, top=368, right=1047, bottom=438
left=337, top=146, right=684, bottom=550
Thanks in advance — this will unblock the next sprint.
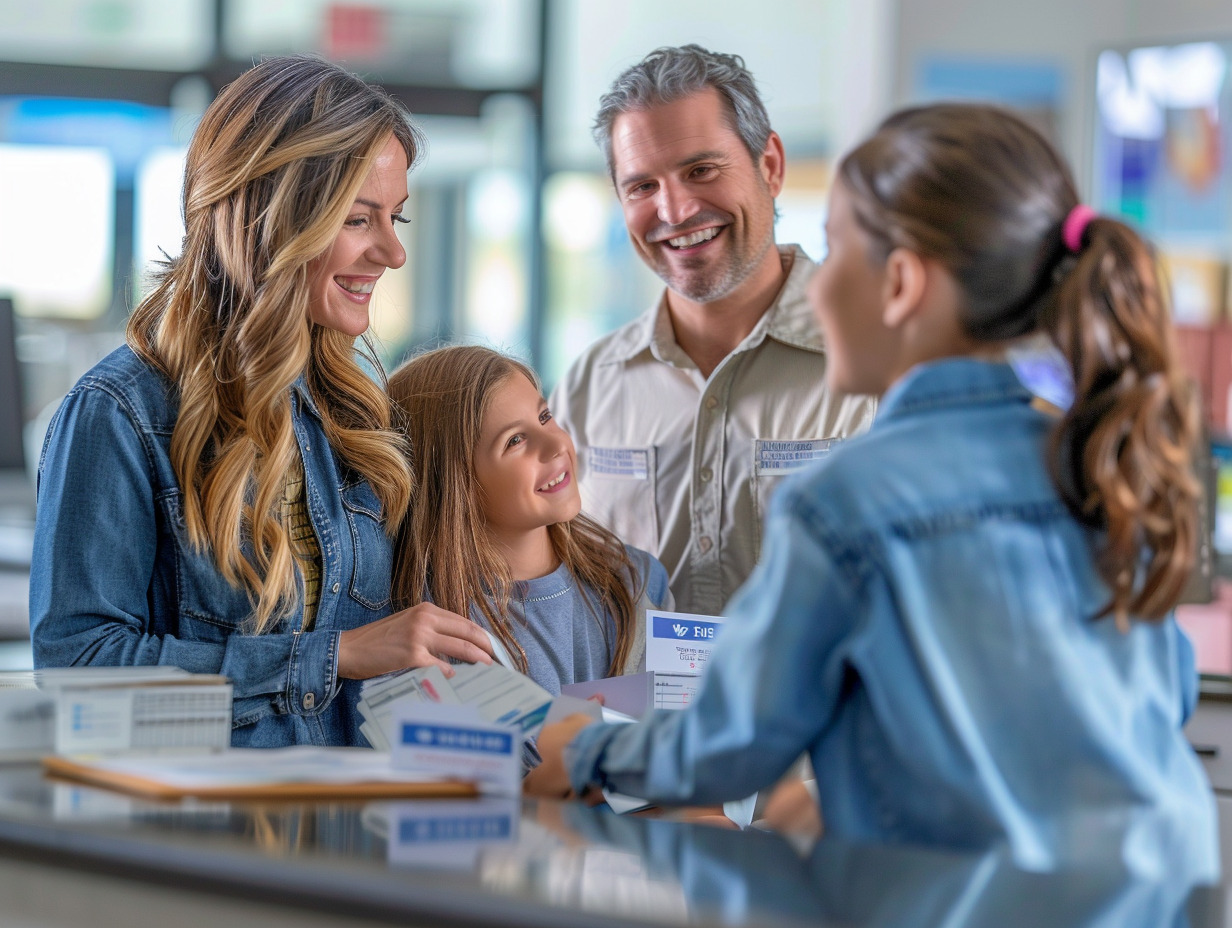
left=331, top=581, right=340, bottom=594
left=302, top=692, right=316, bottom=710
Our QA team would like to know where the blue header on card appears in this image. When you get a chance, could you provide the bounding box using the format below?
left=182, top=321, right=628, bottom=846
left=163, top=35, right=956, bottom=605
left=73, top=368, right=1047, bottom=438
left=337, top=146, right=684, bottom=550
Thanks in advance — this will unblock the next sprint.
left=399, top=723, right=514, bottom=754
left=652, top=616, right=721, bottom=641
left=398, top=815, right=513, bottom=843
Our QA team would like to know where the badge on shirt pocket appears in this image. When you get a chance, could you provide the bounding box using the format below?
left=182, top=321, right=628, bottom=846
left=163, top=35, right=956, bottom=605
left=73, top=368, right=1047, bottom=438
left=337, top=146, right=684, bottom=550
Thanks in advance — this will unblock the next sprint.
left=751, top=438, right=837, bottom=559
left=583, top=446, right=659, bottom=553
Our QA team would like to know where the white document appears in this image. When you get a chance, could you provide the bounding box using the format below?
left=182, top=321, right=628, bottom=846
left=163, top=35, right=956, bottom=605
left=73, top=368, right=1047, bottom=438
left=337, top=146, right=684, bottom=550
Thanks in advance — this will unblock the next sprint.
left=651, top=673, right=703, bottom=711
left=358, top=661, right=553, bottom=752
left=391, top=703, right=520, bottom=796
left=359, top=665, right=459, bottom=751
left=644, top=611, right=725, bottom=676
left=483, top=629, right=517, bottom=669
left=447, top=663, right=552, bottom=738
left=65, top=746, right=449, bottom=788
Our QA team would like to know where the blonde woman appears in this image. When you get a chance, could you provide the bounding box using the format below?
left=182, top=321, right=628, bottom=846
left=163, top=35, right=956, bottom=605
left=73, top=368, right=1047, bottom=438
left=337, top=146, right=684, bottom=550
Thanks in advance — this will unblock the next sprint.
left=30, top=56, right=492, bottom=747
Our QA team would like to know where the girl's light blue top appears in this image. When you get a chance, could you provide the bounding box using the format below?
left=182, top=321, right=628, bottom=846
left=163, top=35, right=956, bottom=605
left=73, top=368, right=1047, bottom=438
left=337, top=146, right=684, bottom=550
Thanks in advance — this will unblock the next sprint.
left=566, top=358, right=1218, bottom=878
left=30, top=345, right=395, bottom=747
left=469, top=545, right=670, bottom=695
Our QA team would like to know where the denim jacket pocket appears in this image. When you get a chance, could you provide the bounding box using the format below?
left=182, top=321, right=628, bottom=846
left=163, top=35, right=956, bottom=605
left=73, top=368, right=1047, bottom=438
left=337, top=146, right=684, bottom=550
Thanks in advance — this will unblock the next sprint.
left=160, top=490, right=254, bottom=638
left=340, top=480, right=392, bottom=610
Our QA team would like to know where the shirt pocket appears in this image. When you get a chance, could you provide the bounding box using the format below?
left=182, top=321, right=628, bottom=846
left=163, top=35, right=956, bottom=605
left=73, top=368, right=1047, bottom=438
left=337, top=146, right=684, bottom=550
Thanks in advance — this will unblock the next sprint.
left=751, top=438, right=838, bottom=560
left=159, top=490, right=254, bottom=639
left=340, top=480, right=393, bottom=611
left=582, top=446, right=659, bottom=554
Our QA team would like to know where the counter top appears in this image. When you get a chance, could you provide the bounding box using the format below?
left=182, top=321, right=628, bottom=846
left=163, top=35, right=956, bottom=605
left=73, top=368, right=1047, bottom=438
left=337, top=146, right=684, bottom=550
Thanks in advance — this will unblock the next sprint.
left=0, top=764, right=1221, bottom=928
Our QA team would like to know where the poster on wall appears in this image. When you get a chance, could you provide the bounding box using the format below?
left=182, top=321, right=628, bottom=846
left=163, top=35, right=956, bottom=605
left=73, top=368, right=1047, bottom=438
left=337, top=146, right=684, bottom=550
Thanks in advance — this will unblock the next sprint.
left=914, top=57, right=1064, bottom=146
left=1094, top=41, right=1231, bottom=245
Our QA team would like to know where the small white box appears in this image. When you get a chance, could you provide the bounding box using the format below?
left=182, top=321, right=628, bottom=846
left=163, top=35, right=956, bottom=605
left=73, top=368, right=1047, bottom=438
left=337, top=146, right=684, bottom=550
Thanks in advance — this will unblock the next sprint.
left=36, top=667, right=232, bottom=755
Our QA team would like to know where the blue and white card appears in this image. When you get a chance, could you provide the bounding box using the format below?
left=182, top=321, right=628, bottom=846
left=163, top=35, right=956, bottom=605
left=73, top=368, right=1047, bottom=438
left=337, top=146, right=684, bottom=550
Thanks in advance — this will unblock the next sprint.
left=644, top=610, right=725, bottom=675
left=391, top=703, right=520, bottom=796
left=380, top=797, right=519, bottom=869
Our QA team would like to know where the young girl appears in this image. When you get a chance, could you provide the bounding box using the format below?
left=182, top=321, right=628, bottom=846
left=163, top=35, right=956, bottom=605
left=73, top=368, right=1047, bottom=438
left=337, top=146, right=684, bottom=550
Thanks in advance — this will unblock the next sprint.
left=527, top=103, right=1219, bottom=877
left=387, top=345, right=672, bottom=694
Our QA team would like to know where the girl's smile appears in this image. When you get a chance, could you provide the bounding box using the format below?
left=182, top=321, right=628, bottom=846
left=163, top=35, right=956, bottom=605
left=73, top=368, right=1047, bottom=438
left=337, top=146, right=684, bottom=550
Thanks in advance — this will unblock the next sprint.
left=473, top=372, right=583, bottom=551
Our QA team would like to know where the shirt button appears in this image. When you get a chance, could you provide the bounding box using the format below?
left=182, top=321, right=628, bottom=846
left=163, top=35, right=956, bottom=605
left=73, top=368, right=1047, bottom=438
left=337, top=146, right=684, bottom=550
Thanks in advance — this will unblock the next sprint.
left=698, top=536, right=713, bottom=553
left=705, top=396, right=719, bottom=411
left=331, top=582, right=340, bottom=593
left=302, top=692, right=316, bottom=710
left=699, top=467, right=713, bottom=483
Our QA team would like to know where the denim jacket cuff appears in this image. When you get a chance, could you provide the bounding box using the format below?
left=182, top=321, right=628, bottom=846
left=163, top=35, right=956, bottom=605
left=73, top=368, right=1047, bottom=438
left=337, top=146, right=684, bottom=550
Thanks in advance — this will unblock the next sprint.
left=564, top=721, right=615, bottom=795
left=287, top=629, right=341, bottom=716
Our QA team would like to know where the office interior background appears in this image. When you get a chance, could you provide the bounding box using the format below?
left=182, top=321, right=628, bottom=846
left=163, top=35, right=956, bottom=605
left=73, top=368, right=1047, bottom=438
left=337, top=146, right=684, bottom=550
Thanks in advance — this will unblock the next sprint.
left=5, top=0, right=1232, bottom=676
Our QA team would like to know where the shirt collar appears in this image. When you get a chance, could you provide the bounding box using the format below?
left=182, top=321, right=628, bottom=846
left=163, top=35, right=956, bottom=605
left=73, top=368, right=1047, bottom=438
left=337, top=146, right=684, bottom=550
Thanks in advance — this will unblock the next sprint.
left=875, top=358, right=1034, bottom=425
left=603, top=244, right=822, bottom=365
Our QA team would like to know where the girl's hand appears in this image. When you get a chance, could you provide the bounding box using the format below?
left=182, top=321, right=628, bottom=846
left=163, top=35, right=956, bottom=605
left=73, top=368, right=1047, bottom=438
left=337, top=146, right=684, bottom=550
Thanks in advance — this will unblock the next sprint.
left=523, top=714, right=597, bottom=798
left=337, top=603, right=495, bottom=679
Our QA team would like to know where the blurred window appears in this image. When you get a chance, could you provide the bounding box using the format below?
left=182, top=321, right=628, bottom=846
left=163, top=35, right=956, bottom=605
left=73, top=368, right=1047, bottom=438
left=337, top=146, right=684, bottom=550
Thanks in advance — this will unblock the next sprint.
left=0, top=144, right=113, bottom=320
left=0, top=0, right=213, bottom=70
left=133, top=146, right=187, bottom=289
left=225, top=0, right=539, bottom=89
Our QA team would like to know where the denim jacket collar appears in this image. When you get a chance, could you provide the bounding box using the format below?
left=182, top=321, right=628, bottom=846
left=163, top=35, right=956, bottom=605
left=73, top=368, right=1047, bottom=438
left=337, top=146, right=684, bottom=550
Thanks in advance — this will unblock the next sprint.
left=291, top=376, right=321, bottom=420
left=875, top=358, right=1032, bottom=426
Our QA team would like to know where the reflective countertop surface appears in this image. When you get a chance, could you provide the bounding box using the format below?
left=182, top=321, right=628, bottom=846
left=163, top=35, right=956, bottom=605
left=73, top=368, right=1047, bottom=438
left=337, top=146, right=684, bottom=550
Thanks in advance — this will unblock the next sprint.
left=0, top=764, right=1221, bottom=928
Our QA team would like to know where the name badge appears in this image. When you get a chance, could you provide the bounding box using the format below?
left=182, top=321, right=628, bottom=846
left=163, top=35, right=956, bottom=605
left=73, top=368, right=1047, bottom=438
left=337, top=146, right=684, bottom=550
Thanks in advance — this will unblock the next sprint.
left=392, top=704, right=520, bottom=796
left=755, top=438, right=836, bottom=476
left=588, top=447, right=650, bottom=480
left=645, top=610, right=725, bottom=675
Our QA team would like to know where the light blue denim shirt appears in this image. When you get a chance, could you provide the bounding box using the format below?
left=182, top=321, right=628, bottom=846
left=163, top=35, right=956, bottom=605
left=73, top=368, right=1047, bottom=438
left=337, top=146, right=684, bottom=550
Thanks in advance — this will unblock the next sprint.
left=30, top=346, right=395, bottom=747
left=566, top=358, right=1218, bottom=877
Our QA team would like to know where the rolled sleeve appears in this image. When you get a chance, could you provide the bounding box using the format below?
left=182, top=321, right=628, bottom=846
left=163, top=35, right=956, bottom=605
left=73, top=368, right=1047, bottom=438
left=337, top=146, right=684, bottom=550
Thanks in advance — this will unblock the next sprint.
left=287, top=628, right=341, bottom=715
left=567, top=482, right=858, bottom=804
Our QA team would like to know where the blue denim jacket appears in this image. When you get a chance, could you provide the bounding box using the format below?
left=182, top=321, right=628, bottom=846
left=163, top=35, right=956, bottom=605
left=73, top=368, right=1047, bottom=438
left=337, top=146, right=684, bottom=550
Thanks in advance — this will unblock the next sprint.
left=30, top=346, right=394, bottom=747
left=566, top=359, right=1218, bottom=877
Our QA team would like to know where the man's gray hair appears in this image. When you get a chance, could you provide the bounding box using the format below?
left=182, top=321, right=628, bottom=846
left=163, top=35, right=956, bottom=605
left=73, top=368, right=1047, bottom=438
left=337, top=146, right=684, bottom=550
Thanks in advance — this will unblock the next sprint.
left=593, top=44, right=772, bottom=178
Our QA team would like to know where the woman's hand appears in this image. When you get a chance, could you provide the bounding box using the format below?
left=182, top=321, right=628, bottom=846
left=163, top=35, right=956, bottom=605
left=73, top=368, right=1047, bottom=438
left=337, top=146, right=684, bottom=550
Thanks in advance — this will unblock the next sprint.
left=337, top=603, right=494, bottom=679
left=523, top=714, right=597, bottom=798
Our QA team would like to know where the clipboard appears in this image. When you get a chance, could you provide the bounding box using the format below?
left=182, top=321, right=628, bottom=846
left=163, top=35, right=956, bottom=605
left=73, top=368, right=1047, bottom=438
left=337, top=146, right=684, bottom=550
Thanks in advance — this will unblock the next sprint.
left=43, top=747, right=480, bottom=802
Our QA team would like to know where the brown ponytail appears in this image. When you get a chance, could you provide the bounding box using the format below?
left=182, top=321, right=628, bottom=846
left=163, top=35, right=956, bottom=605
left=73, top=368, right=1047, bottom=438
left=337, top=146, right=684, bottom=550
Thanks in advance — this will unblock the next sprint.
left=1043, top=219, right=1199, bottom=623
left=840, top=103, right=1199, bottom=624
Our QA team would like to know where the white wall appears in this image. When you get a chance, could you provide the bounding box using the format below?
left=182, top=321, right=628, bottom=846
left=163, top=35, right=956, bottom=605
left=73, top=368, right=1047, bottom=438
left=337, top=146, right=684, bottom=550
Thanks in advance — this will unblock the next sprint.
left=893, top=0, right=1232, bottom=194
left=545, top=0, right=895, bottom=170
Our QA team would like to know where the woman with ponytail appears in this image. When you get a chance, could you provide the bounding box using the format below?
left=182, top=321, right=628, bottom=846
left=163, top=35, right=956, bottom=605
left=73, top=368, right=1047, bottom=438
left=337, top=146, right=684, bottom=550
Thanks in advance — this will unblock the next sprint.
left=30, top=56, right=492, bottom=747
left=527, top=103, right=1217, bottom=877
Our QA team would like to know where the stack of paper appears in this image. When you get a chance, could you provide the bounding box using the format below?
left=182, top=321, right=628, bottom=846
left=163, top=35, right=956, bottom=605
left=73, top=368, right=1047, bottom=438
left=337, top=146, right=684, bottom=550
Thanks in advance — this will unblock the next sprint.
left=0, top=672, right=54, bottom=762
left=37, top=666, right=233, bottom=755
left=43, top=747, right=478, bottom=801
left=358, top=662, right=552, bottom=758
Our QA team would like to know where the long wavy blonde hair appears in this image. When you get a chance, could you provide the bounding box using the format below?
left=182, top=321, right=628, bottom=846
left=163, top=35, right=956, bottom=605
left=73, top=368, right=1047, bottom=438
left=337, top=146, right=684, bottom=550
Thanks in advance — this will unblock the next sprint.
left=127, top=56, right=416, bottom=633
left=840, top=103, right=1199, bottom=625
left=388, top=346, right=640, bottom=675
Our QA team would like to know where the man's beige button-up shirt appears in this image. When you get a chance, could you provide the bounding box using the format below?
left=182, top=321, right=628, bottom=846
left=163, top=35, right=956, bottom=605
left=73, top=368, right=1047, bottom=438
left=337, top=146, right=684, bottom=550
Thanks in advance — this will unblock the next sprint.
left=550, top=245, right=877, bottom=615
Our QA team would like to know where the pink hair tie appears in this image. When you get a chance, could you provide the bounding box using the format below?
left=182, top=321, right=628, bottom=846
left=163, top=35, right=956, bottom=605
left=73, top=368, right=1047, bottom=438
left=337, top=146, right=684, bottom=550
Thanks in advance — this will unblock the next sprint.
left=1062, top=204, right=1097, bottom=253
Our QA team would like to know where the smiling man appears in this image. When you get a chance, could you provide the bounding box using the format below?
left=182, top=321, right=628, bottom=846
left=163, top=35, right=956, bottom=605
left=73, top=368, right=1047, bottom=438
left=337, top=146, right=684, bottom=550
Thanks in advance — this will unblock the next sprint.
left=551, top=45, right=877, bottom=615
